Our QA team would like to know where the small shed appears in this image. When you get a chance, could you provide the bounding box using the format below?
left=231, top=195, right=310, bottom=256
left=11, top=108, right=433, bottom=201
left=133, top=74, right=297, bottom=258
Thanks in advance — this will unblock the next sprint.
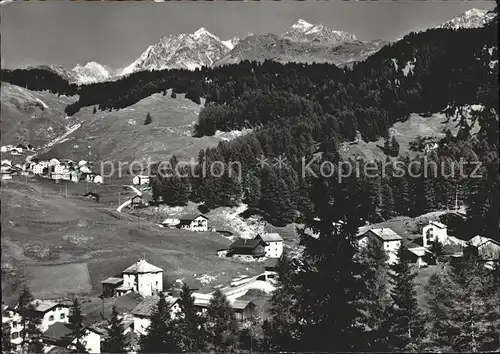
left=231, top=300, right=256, bottom=321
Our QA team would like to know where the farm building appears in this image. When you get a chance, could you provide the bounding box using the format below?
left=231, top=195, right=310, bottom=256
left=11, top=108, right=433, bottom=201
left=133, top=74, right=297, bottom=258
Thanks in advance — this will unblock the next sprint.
left=401, top=246, right=436, bottom=268
left=358, top=228, right=402, bottom=264
left=228, top=238, right=267, bottom=258
left=101, top=277, right=124, bottom=298
left=132, top=295, right=180, bottom=335
left=41, top=322, right=101, bottom=353
left=231, top=299, right=256, bottom=321
left=133, top=175, right=150, bottom=186
left=161, top=218, right=181, bottom=228
left=254, top=233, right=283, bottom=258
left=467, top=236, right=500, bottom=268
left=177, top=214, right=209, bottom=232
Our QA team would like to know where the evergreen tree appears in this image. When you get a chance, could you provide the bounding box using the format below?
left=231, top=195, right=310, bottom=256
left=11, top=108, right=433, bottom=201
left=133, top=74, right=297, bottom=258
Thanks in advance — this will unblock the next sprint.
left=17, top=287, right=43, bottom=354
left=102, top=306, right=127, bottom=353
left=358, top=236, right=390, bottom=349
left=92, top=106, right=97, bottom=114
left=172, top=284, right=207, bottom=352
left=424, top=255, right=500, bottom=351
left=429, top=240, right=445, bottom=264
left=144, top=112, right=152, bottom=125
left=379, top=245, right=425, bottom=351
left=390, top=136, right=400, bottom=157
left=68, top=298, right=87, bottom=353
left=139, top=293, right=177, bottom=353
left=262, top=255, right=299, bottom=351
left=206, top=289, right=238, bottom=352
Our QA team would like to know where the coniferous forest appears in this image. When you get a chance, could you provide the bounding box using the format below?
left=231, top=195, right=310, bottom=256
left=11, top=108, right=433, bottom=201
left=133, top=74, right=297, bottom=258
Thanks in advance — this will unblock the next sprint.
left=1, top=21, right=497, bottom=241
left=1, top=8, right=499, bottom=353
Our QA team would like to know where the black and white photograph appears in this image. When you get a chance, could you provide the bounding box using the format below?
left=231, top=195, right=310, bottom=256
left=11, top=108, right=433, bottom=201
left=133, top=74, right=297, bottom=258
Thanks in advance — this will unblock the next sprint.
left=0, top=0, right=498, bottom=353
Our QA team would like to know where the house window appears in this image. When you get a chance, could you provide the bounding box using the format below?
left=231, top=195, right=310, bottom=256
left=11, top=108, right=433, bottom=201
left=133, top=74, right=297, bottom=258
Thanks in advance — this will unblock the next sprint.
left=49, top=315, right=54, bottom=321
left=60, top=313, right=65, bottom=320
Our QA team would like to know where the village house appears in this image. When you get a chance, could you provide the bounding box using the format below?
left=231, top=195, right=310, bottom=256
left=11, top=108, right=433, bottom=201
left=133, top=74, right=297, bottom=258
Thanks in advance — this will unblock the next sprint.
left=254, top=233, right=284, bottom=258
left=131, top=294, right=180, bottom=336
left=1, top=161, right=12, bottom=173
left=132, top=175, right=150, bottom=186
left=231, top=300, right=257, bottom=321
left=422, top=221, right=448, bottom=247
left=41, top=322, right=101, bottom=354
left=0, top=144, right=14, bottom=153
left=49, top=158, right=60, bottom=167
left=30, top=300, right=70, bottom=333
left=228, top=238, right=267, bottom=259
left=467, top=236, right=500, bottom=269
left=106, top=259, right=164, bottom=297
left=10, top=148, right=22, bottom=155
left=358, top=228, right=403, bottom=264
left=177, top=214, right=209, bottom=232
left=2, top=304, right=24, bottom=352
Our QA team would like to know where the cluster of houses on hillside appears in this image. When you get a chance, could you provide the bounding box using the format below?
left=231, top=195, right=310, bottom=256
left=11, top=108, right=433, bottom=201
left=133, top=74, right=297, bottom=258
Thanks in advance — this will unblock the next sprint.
left=100, top=258, right=279, bottom=342
left=2, top=299, right=101, bottom=353
left=355, top=220, right=500, bottom=269
left=222, top=233, right=285, bottom=260
left=0, top=156, right=104, bottom=184
left=1, top=144, right=36, bottom=155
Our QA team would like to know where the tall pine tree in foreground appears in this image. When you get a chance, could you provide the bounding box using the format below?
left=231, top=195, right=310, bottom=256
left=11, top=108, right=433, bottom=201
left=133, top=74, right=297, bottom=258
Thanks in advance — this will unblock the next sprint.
left=425, top=254, right=500, bottom=352
left=102, top=305, right=127, bottom=353
left=139, top=293, right=177, bottom=353
left=172, top=284, right=207, bottom=352
left=17, top=286, right=43, bottom=354
left=2, top=322, right=12, bottom=353
left=380, top=245, right=425, bottom=351
left=206, top=289, right=239, bottom=352
left=264, top=170, right=376, bottom=352
left=68, top=298, right=87, bottom=353
left=358, top=236, right=390, bottom=349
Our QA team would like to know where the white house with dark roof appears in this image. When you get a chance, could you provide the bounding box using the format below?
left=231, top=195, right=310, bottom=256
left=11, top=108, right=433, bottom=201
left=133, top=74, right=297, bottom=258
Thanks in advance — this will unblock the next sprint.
left=2, top=304, right=24, bottom=351
left=41, top=322, right=101, bottom=353
left=132, top=295, right=180, bottom=335
left=119, top=259, right=163, bottom=297
left=254, top=233, right=284, bottom=258
left=178, top=214, right=209, bottom=232
left=30, top=300, right=70, bottom=332
left=422, top=221, right=448, bottom=247
left=358, top=228, right=403, bottom=264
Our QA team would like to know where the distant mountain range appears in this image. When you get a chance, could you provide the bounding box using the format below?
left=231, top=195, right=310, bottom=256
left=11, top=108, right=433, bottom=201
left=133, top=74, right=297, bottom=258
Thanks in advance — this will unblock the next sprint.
left=24, top=8, right=497, bottom=84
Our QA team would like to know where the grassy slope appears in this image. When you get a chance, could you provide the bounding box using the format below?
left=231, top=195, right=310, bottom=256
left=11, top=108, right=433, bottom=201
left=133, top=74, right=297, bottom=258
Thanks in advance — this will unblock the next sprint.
left=0, top=83, right=78, bottom=147
left=0, top=178, right=265, bottom=303
left=340, top=112, right=481, bottom=161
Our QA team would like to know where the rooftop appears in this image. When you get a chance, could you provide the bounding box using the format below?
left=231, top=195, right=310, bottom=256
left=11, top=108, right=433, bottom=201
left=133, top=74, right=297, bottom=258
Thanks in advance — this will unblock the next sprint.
left=101, top=277, right=124, bottom=285
left=31, top=300, right=62, bottom=313
left=179, top=214, right=208, bottom=221
left=230, top=238, right=266, bottom=249
left=231, top=299, right=255, bottom=311
left=430, top=221, right=447, bottom=229
left=365, top=228, right=403, bottom=241
left=469, top=235, right=500, bottom=248
left=131, top=295, right=178, bottom=317
left=256, top=233, right=283, bottom=242
left=122, top=259, right=163, bottom=274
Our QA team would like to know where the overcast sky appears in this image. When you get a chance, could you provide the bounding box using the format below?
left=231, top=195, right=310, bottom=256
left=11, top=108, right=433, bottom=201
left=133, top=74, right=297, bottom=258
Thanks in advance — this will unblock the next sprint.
left=1, top=0, right=496, bottom=70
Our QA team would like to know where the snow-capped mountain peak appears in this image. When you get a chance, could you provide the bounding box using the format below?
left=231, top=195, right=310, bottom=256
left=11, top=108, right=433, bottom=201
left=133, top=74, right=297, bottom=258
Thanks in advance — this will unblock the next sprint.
left=282, top=19, right=357, bottom=44
left=193, top=27, right=218, bottom=39
left=71, top=61, right=111, bottom=84
left=292, top=19, right=315, bottom=31
left=439, top=8, right=496, bottom=29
